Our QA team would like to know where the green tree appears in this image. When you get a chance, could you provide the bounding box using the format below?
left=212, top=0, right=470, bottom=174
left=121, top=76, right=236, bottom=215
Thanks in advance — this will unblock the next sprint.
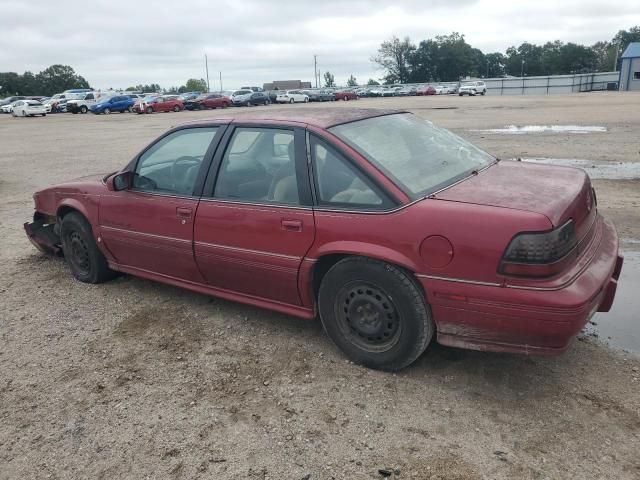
left=184, top=78, right=208, bottom=92
left=35, top=64, right=90, bottom=96
left=371, top=36, right=415, bottom=83
left=323, top=71, right=335, bottom=87
left=346, top=74, right=358, bottom=87
left=484, top=52, right=507, bottom=78
left=366, top=78, right=380, bottom=86
left=591, top=41, right=617, bottom=72
left=613, top=26, right=640, bottom=56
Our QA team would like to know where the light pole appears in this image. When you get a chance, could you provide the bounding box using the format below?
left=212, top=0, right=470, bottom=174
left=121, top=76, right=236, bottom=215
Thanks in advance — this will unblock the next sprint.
left=521, top=59, right=525, bottom=78
left=613, top=44, right=619, bottom=71
left=205, top=54, right=210, bottom=92
left=314, top=54, right=318, bottom=88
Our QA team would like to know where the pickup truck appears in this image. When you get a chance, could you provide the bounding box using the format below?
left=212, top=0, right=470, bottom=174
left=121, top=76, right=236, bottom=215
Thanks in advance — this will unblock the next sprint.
left=66, top=92, right=97, bottom=114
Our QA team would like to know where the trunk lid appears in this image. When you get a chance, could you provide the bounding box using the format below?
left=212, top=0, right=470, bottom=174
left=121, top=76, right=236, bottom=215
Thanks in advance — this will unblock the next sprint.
left=436, top=160, right=595, bottom=231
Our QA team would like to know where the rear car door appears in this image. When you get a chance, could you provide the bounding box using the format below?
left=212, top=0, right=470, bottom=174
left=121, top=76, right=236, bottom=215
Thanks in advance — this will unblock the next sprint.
left=193, top=125, right=315, bottom=305
left=99, top=126, right=225, bottom=281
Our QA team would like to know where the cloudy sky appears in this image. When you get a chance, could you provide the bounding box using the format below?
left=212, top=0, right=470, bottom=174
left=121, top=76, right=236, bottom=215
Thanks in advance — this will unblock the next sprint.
left=1, top=0, right=638, bottom=89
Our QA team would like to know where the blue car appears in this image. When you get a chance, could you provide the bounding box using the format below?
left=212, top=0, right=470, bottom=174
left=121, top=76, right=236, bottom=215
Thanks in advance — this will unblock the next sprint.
left=90, top=95, right=134, bottom=114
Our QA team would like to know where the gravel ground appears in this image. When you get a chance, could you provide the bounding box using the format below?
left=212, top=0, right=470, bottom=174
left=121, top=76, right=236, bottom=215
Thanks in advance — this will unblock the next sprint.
left=1, top=93, right=639, bottom=480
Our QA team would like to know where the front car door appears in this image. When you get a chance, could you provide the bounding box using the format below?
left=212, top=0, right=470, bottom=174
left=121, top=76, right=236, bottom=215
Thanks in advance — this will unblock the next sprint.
left=193, top=124, right=315, bottom=305
left=99, top=125, right=225, bottom=281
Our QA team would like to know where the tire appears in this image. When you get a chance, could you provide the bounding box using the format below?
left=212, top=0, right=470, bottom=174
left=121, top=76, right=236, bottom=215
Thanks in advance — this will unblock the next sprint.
left=247, top=101, right=252, bottom=107
left=344, top=95, right=348, bottom=101
left=104, top=108, right=111, bottom=115
left=481, top=91, right=486, bottom=96
left=289, top=98, right=295, bottom=104
left=146, top=106, right=153, bottom=114
left=60, top=212, right=117, bottom=284
left=265, top=100, right=271, bottom=105
left=127, top=106, right=133, bottom=113
left=459, top=93, right=463, bottom=96
left=318, top=257, right=434, bottom=371
left=80, top=105, right=88, bottom=114
left=42, top=113, right=46, bottom=117
left=173, top=105, right=180, bottom=112
left=304, top=97, right=309, bottom=103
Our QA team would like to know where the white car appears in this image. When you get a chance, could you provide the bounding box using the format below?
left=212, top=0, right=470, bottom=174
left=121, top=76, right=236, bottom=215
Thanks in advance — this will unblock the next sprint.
left=276, top=90, right=309, bottom=104
left=12, top=100, right=47, bottom=117
left=458, top=81, right=487, bottom=96
left=1, top=101, right=18, bottom=113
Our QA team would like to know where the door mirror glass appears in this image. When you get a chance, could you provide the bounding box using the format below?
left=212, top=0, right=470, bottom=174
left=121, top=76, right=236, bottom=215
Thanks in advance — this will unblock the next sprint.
left=113, top=172, right=132, bottom=191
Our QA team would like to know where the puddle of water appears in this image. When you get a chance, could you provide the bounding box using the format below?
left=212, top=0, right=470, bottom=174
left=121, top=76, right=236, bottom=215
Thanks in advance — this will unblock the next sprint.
left=586, top=251, right=640, bottom=355
left=473, top=125, right=607, bottom=134
left=519, top=158, right=640, bottom=180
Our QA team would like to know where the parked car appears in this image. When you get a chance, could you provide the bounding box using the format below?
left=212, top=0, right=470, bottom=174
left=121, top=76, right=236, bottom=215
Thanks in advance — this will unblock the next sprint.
left=183, top=93, right=230, bottom=110
left=1, top=100, right=20, bottom=113
left=24, top=108, right=622, bottom=370
left=133, top=95, right=184, bottom=113
left=241, top=86, right=263, bottom=92
left=43, top=94, right=68, bottom=113
left=89, top=95, right=134, bottom=114
left=458, top=81, right=487, bottom=96
left=266, top=90, right=281, bottom=104
left=276, top=90, right=309, bottom=103
left=368, top=87, right=384, bottom=97
left=416, top=85, right=436, bottom=96
left=380, top=87, right=396, bottom=97
left=303, top=89, right=335, bottom=102
left=0, top=96, right=27, bottom=107
left=66, top=92, right=97, bottom=114
left=233, top=91, right=270, bottom=106
left=334, top=90, right=359, bottom=101
left=178, top=92, right=201, bottom=102
left=12, top=100, right=46, bottom=117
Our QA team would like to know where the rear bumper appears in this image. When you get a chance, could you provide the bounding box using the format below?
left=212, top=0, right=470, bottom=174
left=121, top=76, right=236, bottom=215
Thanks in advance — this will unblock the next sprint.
left=419, top=216, right=622, bottom=355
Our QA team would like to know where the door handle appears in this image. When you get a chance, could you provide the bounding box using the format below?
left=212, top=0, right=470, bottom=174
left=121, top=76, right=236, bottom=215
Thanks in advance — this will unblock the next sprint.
left=281, top=219, right=303, bottom=232
left=176, top=207, right=192, bottom=223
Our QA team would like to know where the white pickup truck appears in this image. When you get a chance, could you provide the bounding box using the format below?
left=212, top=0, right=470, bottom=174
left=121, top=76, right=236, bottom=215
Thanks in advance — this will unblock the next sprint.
left=65, top=92, right=97, bottom=114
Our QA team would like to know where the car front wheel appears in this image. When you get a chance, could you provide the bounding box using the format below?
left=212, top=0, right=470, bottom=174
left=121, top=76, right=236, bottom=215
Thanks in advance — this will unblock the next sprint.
left=60, top=212, right=117, bottom=284
left=318, top=257, right=434, bottom=371
left=104, top=108, right=111, bottom=114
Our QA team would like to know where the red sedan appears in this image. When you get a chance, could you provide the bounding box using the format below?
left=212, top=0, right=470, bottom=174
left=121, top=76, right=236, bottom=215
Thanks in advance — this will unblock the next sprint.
left=24, top=109, right=622, bottom=370
left=416, top=86, right=436, bottom=96
left=334, top=90, right=358, bottom=101
left=133, top=96, right=184, bottom=114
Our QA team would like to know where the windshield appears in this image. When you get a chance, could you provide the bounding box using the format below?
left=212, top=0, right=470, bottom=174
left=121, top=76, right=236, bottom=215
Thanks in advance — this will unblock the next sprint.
left=329, top=113, right=495, bottom=198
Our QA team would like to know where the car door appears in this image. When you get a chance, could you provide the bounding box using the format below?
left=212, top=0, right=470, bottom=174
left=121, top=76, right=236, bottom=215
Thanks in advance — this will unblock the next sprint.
left=193, top=125, right=315, bottom=305
left=99, top=126, right=225, bottom=281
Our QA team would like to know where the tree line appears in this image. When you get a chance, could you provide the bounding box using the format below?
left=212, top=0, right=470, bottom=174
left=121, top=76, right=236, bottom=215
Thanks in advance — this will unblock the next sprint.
left=372, top=26, right=640, bottom=83
left=0, top=65, right=90, bottom=97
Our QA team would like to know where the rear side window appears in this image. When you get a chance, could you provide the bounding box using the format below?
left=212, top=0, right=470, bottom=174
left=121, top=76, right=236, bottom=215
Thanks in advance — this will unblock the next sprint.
left=310, top=137, right=390, bottom=209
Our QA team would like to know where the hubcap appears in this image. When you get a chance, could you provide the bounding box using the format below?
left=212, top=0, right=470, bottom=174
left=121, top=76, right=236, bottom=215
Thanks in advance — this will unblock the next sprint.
left=336, top=282, right=401, bottom=352
left=68, top=231, right=91, bottom=276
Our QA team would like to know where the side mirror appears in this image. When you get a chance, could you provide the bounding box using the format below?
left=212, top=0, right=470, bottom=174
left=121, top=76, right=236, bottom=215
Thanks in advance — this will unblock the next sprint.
left=107, top=171, right=132, bottom=191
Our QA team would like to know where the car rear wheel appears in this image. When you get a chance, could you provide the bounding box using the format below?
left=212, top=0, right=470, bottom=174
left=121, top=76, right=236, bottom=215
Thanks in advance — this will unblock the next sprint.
left=173, top=105, right=180, bottom=112
left=80, top=105, right=88, bottom=113
left=289, top=98, right=295, bottom=104
left=318, top=257, right=434, bottom=371
left=481, top=91, right=486, bottom=96
left=344, top=95, right=348, bottom=101
left=60, top=212, right=117, bottom=284
left=145, top=106, right=153, bottom=114
left=104, top=108, right=111, bottom=114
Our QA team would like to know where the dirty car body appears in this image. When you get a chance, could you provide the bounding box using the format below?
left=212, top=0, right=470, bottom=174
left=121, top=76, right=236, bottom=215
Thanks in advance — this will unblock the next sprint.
left=25, top=108, right=623, bottom=369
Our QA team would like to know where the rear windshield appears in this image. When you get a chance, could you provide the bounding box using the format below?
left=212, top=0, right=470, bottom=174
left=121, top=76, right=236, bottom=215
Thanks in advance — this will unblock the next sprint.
left=329, top=113, right=495, bottom=198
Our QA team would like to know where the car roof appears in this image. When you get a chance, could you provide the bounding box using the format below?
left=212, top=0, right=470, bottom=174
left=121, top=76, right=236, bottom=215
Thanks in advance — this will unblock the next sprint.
left=179, top=108, right=407, bottom=129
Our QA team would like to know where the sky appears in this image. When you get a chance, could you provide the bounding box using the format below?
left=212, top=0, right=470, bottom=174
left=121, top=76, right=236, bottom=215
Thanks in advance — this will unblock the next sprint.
left=1, top=0, right=638, bottom=90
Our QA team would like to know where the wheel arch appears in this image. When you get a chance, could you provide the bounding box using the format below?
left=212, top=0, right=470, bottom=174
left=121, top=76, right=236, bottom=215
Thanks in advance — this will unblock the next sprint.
left=56, top=200, right=91, bottom=224
left=307, top=244, right=425, bottom=304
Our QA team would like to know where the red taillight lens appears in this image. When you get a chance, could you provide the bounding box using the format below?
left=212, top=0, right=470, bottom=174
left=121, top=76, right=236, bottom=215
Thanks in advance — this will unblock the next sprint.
left=499, top=220, right=577, bottom=278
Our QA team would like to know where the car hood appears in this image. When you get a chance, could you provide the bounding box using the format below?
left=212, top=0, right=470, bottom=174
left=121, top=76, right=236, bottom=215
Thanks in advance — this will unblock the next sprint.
left=36, top=173, right=108, bottom=195
left=435, top=160, right=594, bottom=228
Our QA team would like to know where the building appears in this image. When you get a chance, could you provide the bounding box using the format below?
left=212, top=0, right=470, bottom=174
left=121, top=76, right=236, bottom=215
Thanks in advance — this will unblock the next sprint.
left=262, top=80, right=312, bottom=91
left=619, top=42, right=640, bottom=91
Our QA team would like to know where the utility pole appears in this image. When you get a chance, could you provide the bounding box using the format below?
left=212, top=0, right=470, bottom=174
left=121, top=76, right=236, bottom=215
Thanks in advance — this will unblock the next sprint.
left=521, top=59, right=525, bottom=78
left=205, top=54, right=210, bottom=92
left=219, top=71, right=223, bottom=91
left=314, top=55, right=318, bottom=88
left=613, top=44, right=619, bottom=71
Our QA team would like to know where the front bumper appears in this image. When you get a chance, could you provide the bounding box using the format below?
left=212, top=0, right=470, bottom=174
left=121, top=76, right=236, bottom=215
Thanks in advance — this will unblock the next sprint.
left=420, top=215, right=623, bottom=355
left=24, top=219, right=61, bottom=256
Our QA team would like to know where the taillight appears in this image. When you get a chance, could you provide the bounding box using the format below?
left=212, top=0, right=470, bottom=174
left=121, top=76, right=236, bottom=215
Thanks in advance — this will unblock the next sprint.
left=499, top=220, right=577, bottom=278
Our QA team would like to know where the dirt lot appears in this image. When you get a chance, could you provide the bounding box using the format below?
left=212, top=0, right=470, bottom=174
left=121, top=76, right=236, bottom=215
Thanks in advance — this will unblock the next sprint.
left=1, top=93, right=639, bottom=480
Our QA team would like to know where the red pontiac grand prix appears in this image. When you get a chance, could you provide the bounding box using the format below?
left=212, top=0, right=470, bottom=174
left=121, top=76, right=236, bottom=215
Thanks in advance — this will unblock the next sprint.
left=24, top=109, right=623, bottom=370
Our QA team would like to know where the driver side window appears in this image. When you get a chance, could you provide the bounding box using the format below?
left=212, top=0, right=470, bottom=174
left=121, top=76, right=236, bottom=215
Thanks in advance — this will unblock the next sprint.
left=133, top=127, right=218, bottom=196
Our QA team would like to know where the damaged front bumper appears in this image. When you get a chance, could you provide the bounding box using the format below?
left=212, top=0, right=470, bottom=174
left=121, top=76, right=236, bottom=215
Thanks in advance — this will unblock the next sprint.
left=24, top=216, right=62, bottom=256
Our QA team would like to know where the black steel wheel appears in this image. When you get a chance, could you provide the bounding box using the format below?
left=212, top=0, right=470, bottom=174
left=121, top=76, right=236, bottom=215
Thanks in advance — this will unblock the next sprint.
left=60, top=212, right=117, bottom=284
left=318, top=256, right=434, bottom=371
